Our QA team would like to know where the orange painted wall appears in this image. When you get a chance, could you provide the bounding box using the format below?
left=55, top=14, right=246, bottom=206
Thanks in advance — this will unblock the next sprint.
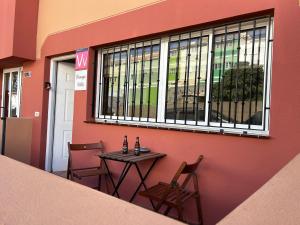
left=36, top=0, right=164, bottom=58
left=0, top=0, right=15, bottom=60
left=0, top=0, right=38, bottom=67
left=17, top=0, right=300, bottom=224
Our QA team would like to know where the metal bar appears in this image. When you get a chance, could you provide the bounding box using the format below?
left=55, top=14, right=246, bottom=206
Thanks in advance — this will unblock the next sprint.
left=208, top=28, right=216, bottom=125
left=241, top=30, right=249, bottom=124
left=116, top=50, right=122, bottom=119
left=129, top=158, right=159, bottom=205
left=110, top=49, right=116, bottom=119
left=147, top=42, right=154, bottom=121
left=139, top=43, right=146, bottom=120
left=118, top=162, right=131, bottom=182
left=193, top=36, right=201, bottom=121
left=263, top=16, right=272, bottom=131
left=131, top=44, right=138, bottom=120
left=195, top=34, right=203, bottom=124
left=102, top=159, right=120, bottom=198
left=92, top=52, right=98, bottom=118
left=248, top=20, right=257, bottom=129
left=112, top=163, right=132, bottom=196
left=155, top=40, right=161, bottom=123
left=220, top=26, right=228, bottom=127
left=234, top=23, right=242, bottom=128
left=124, top=46, right=130, bottom=120
left=255, top=28, right=263, bottom=114
left=228, top=33, right=236, bottom=123
left=101, top=53, right=109, bottom=118
left=216, top=34, right=225, bottom=123
left=184, top=33, right=192, bottom=124
left=173, top=38, right=181, bottom=123
left=203, top=36, right=210, bottom=125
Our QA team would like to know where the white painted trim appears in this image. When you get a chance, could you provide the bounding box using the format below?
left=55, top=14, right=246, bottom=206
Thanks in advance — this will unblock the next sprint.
left=94, top=117, right=269, bottom=137
left=157, top=37, right=169, bottom=122
left=205, top=31, right=214, bottom=125
left=45, top=54, right=75, bottom=172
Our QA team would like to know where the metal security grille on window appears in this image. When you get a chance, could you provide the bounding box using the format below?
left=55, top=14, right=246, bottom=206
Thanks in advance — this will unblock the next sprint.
left=95, top=16, right=273, bottom=136
left=97, top=40, right=161, bottom=122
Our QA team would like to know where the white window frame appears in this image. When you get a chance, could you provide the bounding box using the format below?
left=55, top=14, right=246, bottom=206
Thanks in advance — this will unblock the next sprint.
left=94, top=17, right=274, bottom=137
left=1, top=67, right=22, bottom=117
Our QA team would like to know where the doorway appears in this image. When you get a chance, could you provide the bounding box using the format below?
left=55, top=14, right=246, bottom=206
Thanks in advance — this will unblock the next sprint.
left=46, top=55, right=76, bottom=172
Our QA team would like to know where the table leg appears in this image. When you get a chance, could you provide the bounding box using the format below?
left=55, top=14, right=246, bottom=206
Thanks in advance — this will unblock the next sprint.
left=102, top=159, right=120, bottom=198
left=129, top=158, right=159, bottom=206
left=112, top=162, right=132, bottom=197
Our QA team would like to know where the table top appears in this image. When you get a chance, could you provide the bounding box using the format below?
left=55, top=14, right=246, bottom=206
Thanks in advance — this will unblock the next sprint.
left=99, top=150, right=166, bottom=163
left=0, top=155, right=184, bottom=225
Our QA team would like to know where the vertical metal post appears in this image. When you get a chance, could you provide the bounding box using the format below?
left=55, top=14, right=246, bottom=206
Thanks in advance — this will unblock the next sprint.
left=183, top=33, right=192, bottom=124
left=155, top=40, right=161, bottom=123
left=234, top=23, right=242, bottom=128
left=220, top=26, right=228, bottom=127
left=1, top=107, right=7, bottom=155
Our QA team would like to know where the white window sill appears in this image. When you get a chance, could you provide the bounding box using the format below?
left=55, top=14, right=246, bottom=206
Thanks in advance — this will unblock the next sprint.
left=85, top=118, right=270, bottom=138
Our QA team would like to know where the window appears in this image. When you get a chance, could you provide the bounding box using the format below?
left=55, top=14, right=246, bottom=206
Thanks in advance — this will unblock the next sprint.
left=1, top=68, right=22, bottom=117
left=97, top=40, right=161, bottom=121
left=165, top=34, right=209, bottom=124
left=95, top=16, right=273, bottom=136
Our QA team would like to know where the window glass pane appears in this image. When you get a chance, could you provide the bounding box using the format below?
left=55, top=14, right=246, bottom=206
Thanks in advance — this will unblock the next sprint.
left=128, top=44, right=160, bottom=119
left=101, top=43, right=160, bottom=120
left=2, top=73, right=10, bottom=117
left=10, top=72, right=19, bottom=117
left=128, top=47, right=143, bottom=117
left=210, top=27, right=267, bottom=126
left=142, top=45, right=160, bottom=119
left=101, top=51, right=127, bottom=117
left=166, top=36, right=209, bottom=122
left=102, top=53, right=113, bottom=115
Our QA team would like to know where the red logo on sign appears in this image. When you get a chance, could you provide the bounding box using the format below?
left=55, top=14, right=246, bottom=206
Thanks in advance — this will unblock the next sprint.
left=75, top=50, right=88, bottom=70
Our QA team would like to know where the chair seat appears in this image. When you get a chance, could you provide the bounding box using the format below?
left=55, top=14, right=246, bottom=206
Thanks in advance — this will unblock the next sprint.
left=140, top=182, right=195, bottom=207
left=73, top=168, right=107, bottom=179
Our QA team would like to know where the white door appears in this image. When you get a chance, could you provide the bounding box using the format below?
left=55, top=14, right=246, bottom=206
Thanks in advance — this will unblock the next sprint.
left=52, top=62, right=75, bottom=172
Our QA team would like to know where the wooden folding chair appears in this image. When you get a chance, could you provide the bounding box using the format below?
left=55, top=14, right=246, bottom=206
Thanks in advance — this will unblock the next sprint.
left=139, top=155, right=204, bottom=225
left=67, top=141, right=109, bottom=192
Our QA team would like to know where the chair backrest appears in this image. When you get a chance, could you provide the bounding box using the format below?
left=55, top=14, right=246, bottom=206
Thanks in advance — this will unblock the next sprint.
left=68, top=141, right=104, bottom=171
left=171, top=155, right=204, bottom=189
left=68, top=141, right=104, bottom=151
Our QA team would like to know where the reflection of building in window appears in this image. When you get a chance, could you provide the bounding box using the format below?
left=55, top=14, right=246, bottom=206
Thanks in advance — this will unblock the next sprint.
left=95, top=17, right=273, bottom=133
left=1, top=69, right=22, bottom=118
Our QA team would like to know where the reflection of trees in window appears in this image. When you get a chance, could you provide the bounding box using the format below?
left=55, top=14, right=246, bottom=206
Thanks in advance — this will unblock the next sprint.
left=210, top=26, right=267, bottom=126
left=211, top=66, right=264, bottom=125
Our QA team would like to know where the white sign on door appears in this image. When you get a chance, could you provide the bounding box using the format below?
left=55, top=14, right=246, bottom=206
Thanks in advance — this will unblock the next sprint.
left=75, top=70, right=87, bottom=90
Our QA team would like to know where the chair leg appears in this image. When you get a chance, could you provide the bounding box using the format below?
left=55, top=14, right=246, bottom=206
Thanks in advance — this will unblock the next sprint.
left=98, top=175, right=102, bottom=191
left=67, top=168, right=70, bottom=179
left=164, top=206, right=172, bottom=216
left=177, top=207, right=184, bottom=221
left=105, top=174, right=110, bottom=194
left=195, top=196, right=204, bottom=225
